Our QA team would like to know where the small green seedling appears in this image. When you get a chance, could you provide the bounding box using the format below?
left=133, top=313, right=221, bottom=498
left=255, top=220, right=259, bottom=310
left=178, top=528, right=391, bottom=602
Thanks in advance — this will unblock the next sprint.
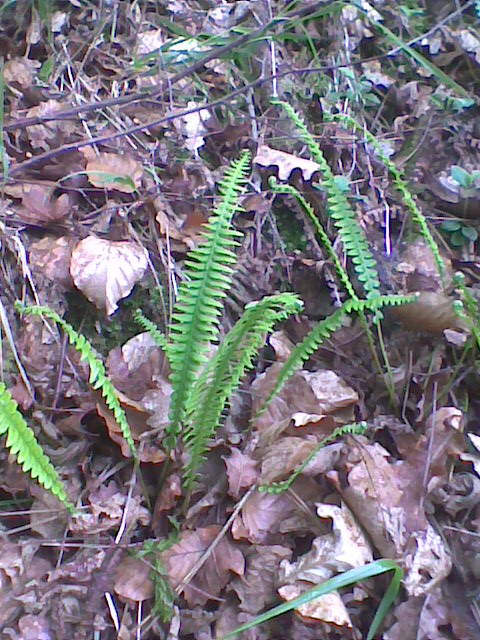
left=441, top=219, right=478, bottom=248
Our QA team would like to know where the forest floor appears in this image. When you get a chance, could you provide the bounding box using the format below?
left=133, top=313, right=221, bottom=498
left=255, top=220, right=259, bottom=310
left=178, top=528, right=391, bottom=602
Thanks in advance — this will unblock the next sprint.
left=1, top=1, right=480, bottom=639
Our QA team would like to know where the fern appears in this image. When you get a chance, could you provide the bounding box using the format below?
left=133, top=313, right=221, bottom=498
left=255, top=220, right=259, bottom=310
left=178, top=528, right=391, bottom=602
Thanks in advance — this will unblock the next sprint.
left=272, top=99, right=381, bottom=300
left=260, top=421, right=367, bottom=494
left=165, top=151, right=250, bottom=450
left=134, top=309, right=168, bottom=350
left=16, top=304, right=137, bottom=460
left=0, top=382, right=74, bottom=512
left=269, top=177, right=358, bottom=301
left=182, top=293, right=303, bottom=490
left=258, top=293, right=417, bottom=417
left=326, top=112, right=446, bottom=287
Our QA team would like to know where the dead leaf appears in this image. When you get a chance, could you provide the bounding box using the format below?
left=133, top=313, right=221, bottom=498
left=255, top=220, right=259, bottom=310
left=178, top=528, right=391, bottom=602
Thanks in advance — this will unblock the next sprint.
left=223, top=449, right=259, bottom=498
left=15, top=184, right=71, bottom=225
left=231, top=545, right=292, bottom=614
left=86, top=153, right=143, bottom=193
left=29, top=236, right=77, bottom=288
left=70, top=237, right=148, bottom=315
left=254, top=145, right=321, bottom=182
left=161, top=525, right=245, bottom=606
left=25, top=100, right=75, bottom=151
left=172, top=101, right=211, bottom=153
left=114, top=556, right=153, bottom=603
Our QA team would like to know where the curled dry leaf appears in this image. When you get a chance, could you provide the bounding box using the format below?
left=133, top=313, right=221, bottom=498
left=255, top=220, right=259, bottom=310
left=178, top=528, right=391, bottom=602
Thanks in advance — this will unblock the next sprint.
left=70, top=237, right=148, bottom=315
left=86, top=152, right=143, bottom=193
left=276, top=502, right=372, bottom=628
left=15, top=184, right=71, bottom=225
left=254, top=145, right=321, bottom=182
left=161, top=525, right=245, bottom=606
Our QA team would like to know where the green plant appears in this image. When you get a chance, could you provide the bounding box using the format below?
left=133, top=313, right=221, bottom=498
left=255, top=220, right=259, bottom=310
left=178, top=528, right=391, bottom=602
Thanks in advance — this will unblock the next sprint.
left=221, top=559, right=403, bottom=640
left=0, top=382, right=74, bottom=512
left=441, top=219, right=478, bottom=247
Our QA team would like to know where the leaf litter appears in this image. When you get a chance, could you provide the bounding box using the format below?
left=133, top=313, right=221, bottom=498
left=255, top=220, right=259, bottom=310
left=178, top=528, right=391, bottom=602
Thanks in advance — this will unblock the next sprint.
left=1, top=1, right=480, bottom=639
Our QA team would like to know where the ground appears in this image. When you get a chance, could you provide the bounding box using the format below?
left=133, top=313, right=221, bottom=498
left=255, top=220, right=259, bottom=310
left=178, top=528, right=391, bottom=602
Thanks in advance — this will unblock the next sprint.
left=1, top=1, right=480, bottom=639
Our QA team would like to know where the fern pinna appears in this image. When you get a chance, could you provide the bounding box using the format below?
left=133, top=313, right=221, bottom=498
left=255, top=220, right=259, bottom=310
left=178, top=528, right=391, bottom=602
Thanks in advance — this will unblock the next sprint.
left=16, top=304, right=137, bottom=461
left=165, top=151, right=250, bottom=450
left=0, top=382, right=74, bottom=512
left=272, top=99, right=381, bottom=301
left=182, top=293, right=303, bottom=490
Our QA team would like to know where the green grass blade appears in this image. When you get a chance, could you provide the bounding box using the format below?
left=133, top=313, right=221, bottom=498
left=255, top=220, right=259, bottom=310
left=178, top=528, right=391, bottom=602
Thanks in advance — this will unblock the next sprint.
left=220, top=559, right=403, bottom=640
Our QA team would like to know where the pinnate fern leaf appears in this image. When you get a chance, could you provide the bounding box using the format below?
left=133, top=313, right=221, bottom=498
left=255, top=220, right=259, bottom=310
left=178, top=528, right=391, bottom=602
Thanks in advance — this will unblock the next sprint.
left=258, top=293, right=417, bottom=417
left=165, top=151, right=251, bottom=449
left=272, top=99, right=381, bottom=300
left=16, top=304, right=137, bottom=460
left=134, top=309, right=168, bottom=350
left=182, top=292, right=303, bottom=489
left=0, top=382, right=74, bottom=512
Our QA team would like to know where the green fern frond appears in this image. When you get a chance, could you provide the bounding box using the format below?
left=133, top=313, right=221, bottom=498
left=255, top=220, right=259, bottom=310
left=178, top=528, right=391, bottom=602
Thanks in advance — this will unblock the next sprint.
left=182, top=293, right=303, bottom=490
left=0, top=382, right=74, bottom=512
left=258, top=293, right=416, bottom=417
left=269, top=177, right=358, bottom=300
left=260, top=421, right=367, bottom=494
left=16, top=304, right=137, bottom=460
left=165, top=152, right=251, bottom=450
left=326, top=112, right=446, bottom=288
left=134, top=309, right=168, bottom=350
left=272, top=99, right=381, bottom=300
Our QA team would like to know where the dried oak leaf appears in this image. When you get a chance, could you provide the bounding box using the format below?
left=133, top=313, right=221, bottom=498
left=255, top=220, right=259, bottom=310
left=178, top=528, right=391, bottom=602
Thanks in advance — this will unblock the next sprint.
left=86, top=153, right=143, bottom=193
left=254, top=145, right=321, bottom=182
left=161, top=525, right=245, bottom=606
left=70, top=237, right=148, bottom=315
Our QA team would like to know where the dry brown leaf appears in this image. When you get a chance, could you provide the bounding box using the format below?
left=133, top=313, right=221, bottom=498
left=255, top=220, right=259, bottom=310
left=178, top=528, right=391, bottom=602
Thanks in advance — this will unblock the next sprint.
left=260, top=436, right=340, bottom=485
left=86, top=153, right=143, bottom=193
left=114, top=556, right=154, bottom=603
left=70, top=237, right=148, bottom=315
left=4, top=58, right=39, bottom=90
left=232, top=479, right=318, bottom=543
left=15, top=184, right=71, bottom=225
left=278, top=585, right=352, bottom=627
left=392, top=292, right=468, bottom=335
left=254, top=145, right=321, bottom=182
left=231, top=545, right=292, bottom=615
left=223, top=449, right=259, bottom=498
left=161, top=525, right=245, bottom=606
left=29, top=236, right=77, bottom=288
left=25, top=100, right=75, bottom=151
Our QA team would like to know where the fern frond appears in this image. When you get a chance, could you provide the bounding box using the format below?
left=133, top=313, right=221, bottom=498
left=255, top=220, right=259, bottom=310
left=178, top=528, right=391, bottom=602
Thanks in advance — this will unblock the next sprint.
left=258, top=293, right=417, bottom=417
left=260, top=421, right=367, bottom=494
left=182, top=293, right=303, bottom=490
left=165, top=152, right=251, bottom=450
left=16, top=304, right=137, bottom=460
left=0, top=382, right=74, bottom=512
left=269, top=177, right=358, bottom=300
left=326, top=112, right=446, bottom=288
left=134, top=309, right=168, bottom=350
left=272, top=99, right=381, bottom=300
